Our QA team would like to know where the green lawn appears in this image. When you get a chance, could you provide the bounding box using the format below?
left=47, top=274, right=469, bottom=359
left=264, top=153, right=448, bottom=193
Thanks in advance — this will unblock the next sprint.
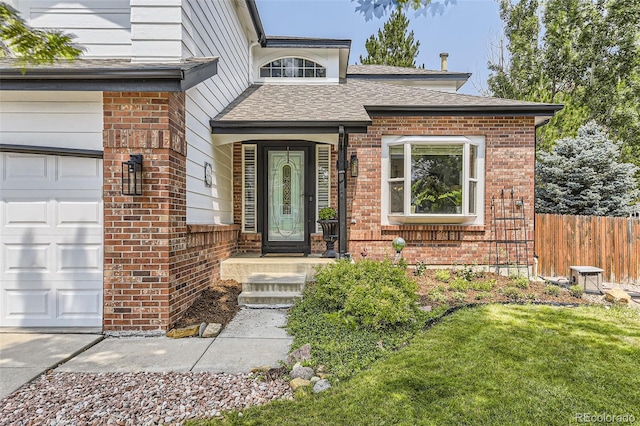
left=192, top=304, right=640, bottom=425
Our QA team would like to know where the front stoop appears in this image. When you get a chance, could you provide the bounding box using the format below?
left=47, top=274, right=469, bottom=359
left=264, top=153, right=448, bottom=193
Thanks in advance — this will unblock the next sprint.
left=238, top=273, right=307, bottom=308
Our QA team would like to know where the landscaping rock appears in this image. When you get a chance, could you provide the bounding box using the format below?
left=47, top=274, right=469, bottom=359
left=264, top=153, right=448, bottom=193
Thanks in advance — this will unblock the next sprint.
left=251, top=366, right=272, bottom=374
left=310, top=376, right=320, bottom=384
left=286, top=343, right=312, bottom=365
left=166, top=324, right=200, bottom=338
left=290, top=365, right=314, bottom=380
left=198, top=322, right=208, bottom=336
left=289, top=378, right=311, bottom=391
left=201, top=323, right=222, bottom=338
left=604, top=288, right=631, bottom=304
left=312, top=379, right=331, bottom=393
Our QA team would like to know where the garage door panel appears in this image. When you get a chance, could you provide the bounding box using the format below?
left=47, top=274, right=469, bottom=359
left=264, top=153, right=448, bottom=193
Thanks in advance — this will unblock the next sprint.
left=56, top=156, right=102, bottom=181
left=2, top=154, right=50, bottom=183
left=4, top=289, right=50, bottom=317
left=58, top=244, right=102, bottom=272
left=3, top=200, right=50, bottom=227
left=57, top=200, right=102, bottom=226
left=0, top=152, right=103, bottom=328
left=3, top=243, right=51, bottom=273
left=57, top=289, right=102, bottom=317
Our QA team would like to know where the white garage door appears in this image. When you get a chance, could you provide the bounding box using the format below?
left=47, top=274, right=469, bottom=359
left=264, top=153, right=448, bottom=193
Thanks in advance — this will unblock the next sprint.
left=0, top=152, right=103, bottom=327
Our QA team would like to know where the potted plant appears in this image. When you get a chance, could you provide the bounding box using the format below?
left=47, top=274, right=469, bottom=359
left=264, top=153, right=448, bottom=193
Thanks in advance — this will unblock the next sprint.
left=317, top=207, right=338, bottom=258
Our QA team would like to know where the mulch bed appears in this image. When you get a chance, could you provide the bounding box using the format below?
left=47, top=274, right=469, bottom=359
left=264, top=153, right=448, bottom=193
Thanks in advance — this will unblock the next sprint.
left=414, top=269, right=589, bottom=308
left=172, top=279, right=242, bottom=329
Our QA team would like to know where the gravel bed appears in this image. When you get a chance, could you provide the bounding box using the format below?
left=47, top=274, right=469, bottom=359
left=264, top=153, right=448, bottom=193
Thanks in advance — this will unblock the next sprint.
left=0, top=371, right=292, bottom=425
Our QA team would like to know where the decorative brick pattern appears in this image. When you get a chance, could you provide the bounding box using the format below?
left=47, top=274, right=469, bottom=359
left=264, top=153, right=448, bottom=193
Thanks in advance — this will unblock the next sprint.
left=103, top=92, right=238, bottom=332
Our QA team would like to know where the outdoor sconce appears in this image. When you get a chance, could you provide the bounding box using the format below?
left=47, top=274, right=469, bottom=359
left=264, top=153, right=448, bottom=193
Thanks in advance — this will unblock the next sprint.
left=122, top=154, right=143, bottom=196
left=350, top=153, right=359, bottom=177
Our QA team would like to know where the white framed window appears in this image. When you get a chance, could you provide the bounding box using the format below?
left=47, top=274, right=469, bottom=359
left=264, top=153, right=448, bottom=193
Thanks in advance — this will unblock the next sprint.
left=242, top=144, right=257, bottom=232
left=381, top=135, right=485, bottom=225
left=259, top=58, right=326, bottom=78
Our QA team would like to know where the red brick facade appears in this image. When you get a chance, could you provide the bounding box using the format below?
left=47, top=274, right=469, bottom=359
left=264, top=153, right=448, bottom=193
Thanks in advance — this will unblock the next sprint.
left=230, top=116, right=536, bottom=265
left=102, top=92, right=238, bottom=332
left=347, top=115, right=536, bottom=264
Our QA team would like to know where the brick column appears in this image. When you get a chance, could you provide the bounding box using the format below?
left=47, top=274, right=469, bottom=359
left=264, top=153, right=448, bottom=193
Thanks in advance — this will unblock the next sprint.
left=103, top=91, right=186, bottom=332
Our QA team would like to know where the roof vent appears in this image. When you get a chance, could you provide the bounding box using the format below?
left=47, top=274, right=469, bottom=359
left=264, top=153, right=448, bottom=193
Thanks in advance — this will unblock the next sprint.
left=439, top=52, right=449, bottom=71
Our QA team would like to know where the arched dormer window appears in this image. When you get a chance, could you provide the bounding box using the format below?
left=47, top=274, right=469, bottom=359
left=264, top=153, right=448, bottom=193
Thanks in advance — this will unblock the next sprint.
left=259, top=58, right=326, bottom=78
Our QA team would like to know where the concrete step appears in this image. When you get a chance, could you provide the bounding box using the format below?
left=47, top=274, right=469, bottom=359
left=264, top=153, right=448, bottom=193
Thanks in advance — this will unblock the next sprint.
left=238, top=291, right=302, bottom=307
left=221, top=255, right=334, bottom=283
left=243, top=273, right=306, bottom=293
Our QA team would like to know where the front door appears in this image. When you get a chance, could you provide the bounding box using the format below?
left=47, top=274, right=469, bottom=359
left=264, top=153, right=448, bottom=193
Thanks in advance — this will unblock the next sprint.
left=262, top=145, right=313, bottom=255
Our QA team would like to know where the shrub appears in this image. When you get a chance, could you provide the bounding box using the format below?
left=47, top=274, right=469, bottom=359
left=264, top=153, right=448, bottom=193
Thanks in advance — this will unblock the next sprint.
left=510, top=275, right=530, bottom=289
left=449, top=277, right=470, bottom=292
left=456, top=265, right=476, bottom=282
left=570, top=285, right=584, bottom=298
left=544, top=285, right=561, bottom=297
left=452, top=292, right=467, bottom=303
left=475, top=291, right=493, bottom=300
left=307, top=259, right=420, bottom=330
left=414, top=260, right=427, bottom=276
left=434, top=269, right=451, bottom=282
left=470, top=280, right=495, bottom=291
left=428, top=290, right=447, bottom=304
left=501, top=286, right=523, bottom=301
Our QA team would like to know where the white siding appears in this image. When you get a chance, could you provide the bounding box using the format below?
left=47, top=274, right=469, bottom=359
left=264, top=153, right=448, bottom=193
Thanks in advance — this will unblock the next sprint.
left=182, top=0, right=251, bottom=224
left=19, top=0, right=132, bottom=58
left=0, top=92, right=103, bottom=152
left=130, top=0, right=182, bottom=62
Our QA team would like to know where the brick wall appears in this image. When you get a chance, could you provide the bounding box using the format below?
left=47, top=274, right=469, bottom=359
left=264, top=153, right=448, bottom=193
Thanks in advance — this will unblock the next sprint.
left=103, top=92, right=238, bottom=332
left=347, top=115, right=536, bottom=265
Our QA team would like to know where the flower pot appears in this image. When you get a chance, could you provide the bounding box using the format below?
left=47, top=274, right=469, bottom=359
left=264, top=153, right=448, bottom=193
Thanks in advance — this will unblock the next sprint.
left=318, top=219, right=338, bottom=258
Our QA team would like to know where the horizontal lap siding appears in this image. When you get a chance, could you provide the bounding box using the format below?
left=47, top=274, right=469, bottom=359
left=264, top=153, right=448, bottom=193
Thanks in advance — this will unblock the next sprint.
left=0, top=91, right=103, bottom=151
left=182, top=0, right=249, bottom=225
left=28, top=0, right=132, bottom=58
left=535, top=214, right=640, bottom=285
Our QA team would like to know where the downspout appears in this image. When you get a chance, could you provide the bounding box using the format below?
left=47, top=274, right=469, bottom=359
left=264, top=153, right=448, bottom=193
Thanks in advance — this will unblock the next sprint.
left=337, top=126, right=349, bottom=258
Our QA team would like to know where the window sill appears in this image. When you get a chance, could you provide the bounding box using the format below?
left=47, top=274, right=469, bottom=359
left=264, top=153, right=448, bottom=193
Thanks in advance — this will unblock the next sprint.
left=387, top=214, right=477, bottom=225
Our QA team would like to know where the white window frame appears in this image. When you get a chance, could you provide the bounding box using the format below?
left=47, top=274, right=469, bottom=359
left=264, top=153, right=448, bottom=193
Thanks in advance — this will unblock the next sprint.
left=315, top=144, right=331, bottom=233
left=381, top=135, right=485, bottom=226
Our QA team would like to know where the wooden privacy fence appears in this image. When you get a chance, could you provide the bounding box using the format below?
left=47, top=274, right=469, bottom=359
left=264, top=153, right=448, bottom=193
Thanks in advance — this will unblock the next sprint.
left=535, top=214, right=640, bottom=285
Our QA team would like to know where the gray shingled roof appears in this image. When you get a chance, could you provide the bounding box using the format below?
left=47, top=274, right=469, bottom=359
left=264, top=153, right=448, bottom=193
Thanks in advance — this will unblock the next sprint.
left=0, top=57, right=219, bottom=91
left=347, top=64, right=456, bottom=76
left=212, top=79, right=562, bottom=126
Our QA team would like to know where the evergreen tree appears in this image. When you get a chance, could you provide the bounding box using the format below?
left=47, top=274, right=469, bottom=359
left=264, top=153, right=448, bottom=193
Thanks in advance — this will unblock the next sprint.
left=1, top=3, right=82, bottom=65
left=359, top=8, right=420, bottom=67
left=535, top=121, right=639, bottom=216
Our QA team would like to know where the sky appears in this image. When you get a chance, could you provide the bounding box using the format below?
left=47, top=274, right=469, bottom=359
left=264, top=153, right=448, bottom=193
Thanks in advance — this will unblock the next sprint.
left=255, top=0, right=504, bottom=95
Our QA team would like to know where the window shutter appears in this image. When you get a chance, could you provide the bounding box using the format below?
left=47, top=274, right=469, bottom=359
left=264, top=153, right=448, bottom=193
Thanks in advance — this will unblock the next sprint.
left=242, top=145, right=257, bottom=232
left=316, top=145, right=331, bottom=232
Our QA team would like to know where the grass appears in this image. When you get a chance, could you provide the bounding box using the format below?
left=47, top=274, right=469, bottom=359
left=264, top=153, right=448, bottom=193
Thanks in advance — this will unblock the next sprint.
left=190, top=304, right=640, bottom=425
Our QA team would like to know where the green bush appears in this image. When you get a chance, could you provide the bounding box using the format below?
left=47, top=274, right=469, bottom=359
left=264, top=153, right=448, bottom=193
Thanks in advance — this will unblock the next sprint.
left=510, top=276, right=530, bottom=289
left=475, top=291, right=493, bottom=300
left=570, top=285, right=584, bottom=298
left=452, top=292, right=467, bottom=303
left=414, top=260, right=427, bottom=276
left=449, top=277, right=470, bottom=292
left=307, top=259, right=420, bottom=330
left=434, top=269, right=451, bottom=282
left=544, top=285, right=561, bottom=297
left=501, top=286, right=523, bottom=301
left=470, top=280, right=495, bottom=291
left=428, top=290, right=447, bottom=304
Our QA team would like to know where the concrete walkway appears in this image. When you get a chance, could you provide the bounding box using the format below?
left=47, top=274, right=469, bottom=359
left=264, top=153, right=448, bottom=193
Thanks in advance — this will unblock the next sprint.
left=0, top=333, right=103, bottom=399
left=57, top=309, right=292, bottom=374
left=1, top=309, right=292, bottom=400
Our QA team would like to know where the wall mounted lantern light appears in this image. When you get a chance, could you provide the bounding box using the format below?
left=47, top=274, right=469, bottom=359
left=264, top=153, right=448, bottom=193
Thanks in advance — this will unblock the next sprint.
left=122, top=154, right=143, bottom=196
left=350, top=153, right=359, bottom=177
